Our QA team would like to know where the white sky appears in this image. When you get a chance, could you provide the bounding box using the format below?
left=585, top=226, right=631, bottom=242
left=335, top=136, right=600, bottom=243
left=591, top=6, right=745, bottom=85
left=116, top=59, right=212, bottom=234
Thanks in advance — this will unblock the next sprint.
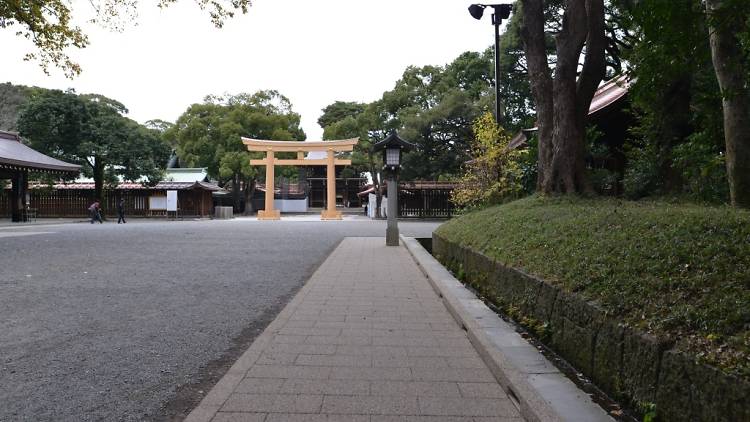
left=1, top=0, right=499, bottom=141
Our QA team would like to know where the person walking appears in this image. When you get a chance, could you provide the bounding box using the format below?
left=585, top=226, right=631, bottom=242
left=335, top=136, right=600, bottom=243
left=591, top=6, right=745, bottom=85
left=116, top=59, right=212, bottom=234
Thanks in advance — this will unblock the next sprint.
left=89, top=200, right=103, bottom=224
left=117, top=198, right=126, bottom=224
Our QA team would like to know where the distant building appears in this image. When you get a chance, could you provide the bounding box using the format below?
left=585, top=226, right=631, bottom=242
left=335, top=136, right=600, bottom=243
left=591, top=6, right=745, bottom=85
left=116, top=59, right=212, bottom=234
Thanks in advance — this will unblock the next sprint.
left=38, top=168, right=223, bottom=217
left=2, top=166, right=223, bottom=218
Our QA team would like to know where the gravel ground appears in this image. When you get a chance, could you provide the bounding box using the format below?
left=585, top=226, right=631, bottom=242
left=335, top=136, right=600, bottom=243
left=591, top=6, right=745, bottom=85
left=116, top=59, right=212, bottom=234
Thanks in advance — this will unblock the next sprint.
left=0, top=218, right=441, bottom=422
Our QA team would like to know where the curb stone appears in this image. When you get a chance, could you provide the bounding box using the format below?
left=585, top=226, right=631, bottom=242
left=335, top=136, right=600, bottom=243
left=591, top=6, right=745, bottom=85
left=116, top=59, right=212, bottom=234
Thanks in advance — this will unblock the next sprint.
left=401, top=235, right=612, bottom=422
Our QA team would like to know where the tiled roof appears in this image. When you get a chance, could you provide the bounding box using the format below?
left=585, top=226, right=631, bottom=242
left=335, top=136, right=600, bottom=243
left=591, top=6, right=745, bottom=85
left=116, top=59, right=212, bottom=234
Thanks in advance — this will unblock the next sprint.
left=33, top=181, right=224, bottom=191
left=0, top=131, right=81, bottom=173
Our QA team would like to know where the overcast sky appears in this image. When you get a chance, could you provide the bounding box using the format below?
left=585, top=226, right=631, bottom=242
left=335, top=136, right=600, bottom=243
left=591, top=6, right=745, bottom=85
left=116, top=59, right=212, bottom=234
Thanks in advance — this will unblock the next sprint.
left=1, top=0, right=501, bottom=141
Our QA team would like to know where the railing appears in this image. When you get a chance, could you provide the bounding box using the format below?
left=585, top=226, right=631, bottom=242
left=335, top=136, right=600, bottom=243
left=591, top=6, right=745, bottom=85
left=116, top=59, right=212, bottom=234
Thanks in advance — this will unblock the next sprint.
left=0, top=189, right=210, bottom=218
left=397, top=182, right=456, bottom=219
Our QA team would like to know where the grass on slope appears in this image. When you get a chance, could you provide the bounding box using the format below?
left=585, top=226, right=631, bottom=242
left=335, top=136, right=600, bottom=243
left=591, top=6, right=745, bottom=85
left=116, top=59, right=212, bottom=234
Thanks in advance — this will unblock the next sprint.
left=435, top=195, right=750, bottom=377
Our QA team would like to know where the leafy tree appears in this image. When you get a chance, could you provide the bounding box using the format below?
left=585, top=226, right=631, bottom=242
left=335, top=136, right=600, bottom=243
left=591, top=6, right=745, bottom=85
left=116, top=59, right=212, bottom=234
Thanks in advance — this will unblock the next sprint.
left=378, top=61, right=493, bottom=180
left=165, top=90, right=305, bottom=213
left=322, top=101, right=389, bottom=217
left=519, top=0, right=607, bottom=194
left=318, top=102, right=366, bottom=129
left=453, top=112, right=526, bottom=209
left=704, top=0, right=750, bottom=207
left=17, top=89, right=171, bottom=200
left=144, top=119, right=174, bottom=134
left=0, top=83, right=35, bottom=131
left=622, top=0, right=726, bottom=201
left=1, top=0, right=252, bottom=77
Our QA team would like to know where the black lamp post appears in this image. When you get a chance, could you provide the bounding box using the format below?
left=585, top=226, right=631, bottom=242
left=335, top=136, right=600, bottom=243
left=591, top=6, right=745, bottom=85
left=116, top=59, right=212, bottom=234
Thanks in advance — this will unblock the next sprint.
left=469, top=3, right=513, bottom=125
left=373, top=132, right=416, bottom=246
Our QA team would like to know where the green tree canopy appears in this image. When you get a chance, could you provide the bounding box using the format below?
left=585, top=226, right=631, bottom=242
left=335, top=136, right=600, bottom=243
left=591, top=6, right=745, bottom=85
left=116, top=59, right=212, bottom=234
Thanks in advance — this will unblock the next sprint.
left=165, top=90, right=305, bottom=212
left=17, top=89, right=171, bottom=200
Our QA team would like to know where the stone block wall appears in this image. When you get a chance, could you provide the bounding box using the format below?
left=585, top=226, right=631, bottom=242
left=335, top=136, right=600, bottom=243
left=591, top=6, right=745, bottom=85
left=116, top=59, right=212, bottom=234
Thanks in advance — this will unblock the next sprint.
left=433, top=233, right=749, bottom=421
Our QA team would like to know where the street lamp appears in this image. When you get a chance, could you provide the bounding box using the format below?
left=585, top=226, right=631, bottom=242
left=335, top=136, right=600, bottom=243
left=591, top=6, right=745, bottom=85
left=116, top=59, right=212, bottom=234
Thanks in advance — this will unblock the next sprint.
left=469, top=3, right=513, bottom=125
left=373, top=132, right=416, bottom=246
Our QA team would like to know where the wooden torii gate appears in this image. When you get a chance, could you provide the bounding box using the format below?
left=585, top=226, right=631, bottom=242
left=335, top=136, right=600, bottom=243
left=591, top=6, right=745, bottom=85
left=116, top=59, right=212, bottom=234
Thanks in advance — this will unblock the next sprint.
left=243, top=138, right=358, bottom=220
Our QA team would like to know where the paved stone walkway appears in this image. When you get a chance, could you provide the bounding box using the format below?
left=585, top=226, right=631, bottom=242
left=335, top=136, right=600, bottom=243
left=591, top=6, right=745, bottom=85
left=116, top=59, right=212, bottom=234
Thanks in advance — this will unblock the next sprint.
left=188, top=237, right=522, bottom=422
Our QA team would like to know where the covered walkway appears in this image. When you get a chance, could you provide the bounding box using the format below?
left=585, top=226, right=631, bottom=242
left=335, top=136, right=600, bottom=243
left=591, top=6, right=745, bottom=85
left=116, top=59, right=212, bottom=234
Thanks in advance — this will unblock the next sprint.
left=0, top=131, right=80, bottom=222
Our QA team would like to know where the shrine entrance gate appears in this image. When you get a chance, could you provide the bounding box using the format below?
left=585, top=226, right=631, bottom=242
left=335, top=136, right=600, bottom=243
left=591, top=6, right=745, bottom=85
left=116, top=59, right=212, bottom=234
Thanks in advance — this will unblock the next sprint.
left=242, top=138, right=358, bottom=220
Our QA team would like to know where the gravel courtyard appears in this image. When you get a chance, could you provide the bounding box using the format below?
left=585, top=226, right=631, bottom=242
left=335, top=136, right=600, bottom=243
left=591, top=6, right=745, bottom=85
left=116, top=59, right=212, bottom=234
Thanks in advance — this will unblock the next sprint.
left=0, top=218, right=441, bottom=422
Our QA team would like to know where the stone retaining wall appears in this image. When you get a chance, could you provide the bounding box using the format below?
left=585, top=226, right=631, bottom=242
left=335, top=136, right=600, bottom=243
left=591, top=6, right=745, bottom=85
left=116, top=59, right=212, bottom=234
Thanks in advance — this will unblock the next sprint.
left=433, top=233, right=749, bottom=421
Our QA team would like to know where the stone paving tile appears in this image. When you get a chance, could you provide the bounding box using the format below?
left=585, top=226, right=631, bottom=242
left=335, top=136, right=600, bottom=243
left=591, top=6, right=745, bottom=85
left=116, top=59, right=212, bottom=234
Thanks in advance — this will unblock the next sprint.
left=335, top=345, right=409, bottom=357
left=278, top=327, right=342, bottom=337
left=411, top=368, right=496, bottom=383
left=418, top=397, right=517, bottom=417
left=457, top=383, right=507, bottom=398
left=265, top=344, right=337, bottom=356
left=371, top=355, right=448, bottom=368
left=330, top=366, right=413, bottom=381
left=296, top=354, right=372, bottom=367
left=406, top=346, right=477, bottom=358
left=272, top=335, right=308, bottom=344
left=265, top=414, right=371, bottom=422
left=372, top=417, right=522, bottom=422
left=280, top=379, right=371, bottom=395
left=193, top=238, right=522, bottom=422
left=234, top=378, right=285, bottom=394
left=283, top=320, right=316, bottom=329
left=321, top=395, right=419, bottom=415
left=369, top=381, right=462, bottom=397
left=444, top=357, right=487, bottom=369
left=220, top=393, right=323, bottom=413
left=211, top=412, right=267, bottom=422
left=256, top=353, right=299, bottom=366
left=371, top=417, right=474, bottom=422
left=305, top=335, right=372, bottom=346
left=246, top=365, right=331, bottom=380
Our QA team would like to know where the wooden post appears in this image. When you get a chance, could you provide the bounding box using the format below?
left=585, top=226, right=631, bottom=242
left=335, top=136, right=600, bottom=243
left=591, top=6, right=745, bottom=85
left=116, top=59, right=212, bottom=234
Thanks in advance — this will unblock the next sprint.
left=321, top=148, right=342, bottom=220
left=258, top=149, right=280, bottom=220
left=10, top=170, right=28, bottom=222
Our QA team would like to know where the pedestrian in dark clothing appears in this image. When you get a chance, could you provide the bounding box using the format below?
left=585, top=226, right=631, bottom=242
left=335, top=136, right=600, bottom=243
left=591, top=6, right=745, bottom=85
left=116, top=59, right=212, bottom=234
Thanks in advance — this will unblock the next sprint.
left=89, top=200, right=103, bottom=224
left=117, top=198, right=126, bottom=224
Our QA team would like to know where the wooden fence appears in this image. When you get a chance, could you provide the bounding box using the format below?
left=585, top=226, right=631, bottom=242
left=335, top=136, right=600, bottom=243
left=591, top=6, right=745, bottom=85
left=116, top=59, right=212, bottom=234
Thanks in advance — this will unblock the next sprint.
left=0, top=189, right=152, bottom=218
left=398, top=182, right=455, bottom=219
left=0, top=189, right=211, bottom=218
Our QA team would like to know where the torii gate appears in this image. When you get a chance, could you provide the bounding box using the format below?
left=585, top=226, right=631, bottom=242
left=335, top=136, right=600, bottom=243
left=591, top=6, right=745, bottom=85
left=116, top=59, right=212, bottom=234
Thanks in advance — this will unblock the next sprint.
left=243, top=138, right=358, bottom=220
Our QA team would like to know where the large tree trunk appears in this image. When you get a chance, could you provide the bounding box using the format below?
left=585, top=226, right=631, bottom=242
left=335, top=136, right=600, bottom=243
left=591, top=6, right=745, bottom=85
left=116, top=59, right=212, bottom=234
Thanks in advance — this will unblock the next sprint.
left=705, top=0, right=750, bottom=208
left=521, top=0, right=606, bottom=194
left=93, top=156, right=104, bottom=203
left=520, top=0, right=553, bottom=190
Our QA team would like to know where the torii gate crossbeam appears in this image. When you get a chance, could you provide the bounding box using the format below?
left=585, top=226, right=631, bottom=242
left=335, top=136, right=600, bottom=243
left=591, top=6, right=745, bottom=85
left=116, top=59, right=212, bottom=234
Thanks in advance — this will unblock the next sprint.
left=243, top=138, right=358, bottom=220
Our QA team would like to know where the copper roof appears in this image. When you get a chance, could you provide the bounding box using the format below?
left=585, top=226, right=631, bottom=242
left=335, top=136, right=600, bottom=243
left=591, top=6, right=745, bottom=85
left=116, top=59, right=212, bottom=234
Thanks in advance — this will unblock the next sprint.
left=34, top=181, right=224, bottom=191
left=507, top=75, right=631, bottom=150
left=588, top=74, right=630, bottom=117
left=0, top=131, right=81, bottom=173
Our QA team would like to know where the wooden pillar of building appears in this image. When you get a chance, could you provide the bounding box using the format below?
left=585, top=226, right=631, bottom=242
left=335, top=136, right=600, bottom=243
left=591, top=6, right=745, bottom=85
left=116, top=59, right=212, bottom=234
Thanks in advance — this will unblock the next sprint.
left=10, top=170, right=28, bottom=222
left=258, top=149, right=280, bottom=220
left=321, top=148, right=342, bottom=220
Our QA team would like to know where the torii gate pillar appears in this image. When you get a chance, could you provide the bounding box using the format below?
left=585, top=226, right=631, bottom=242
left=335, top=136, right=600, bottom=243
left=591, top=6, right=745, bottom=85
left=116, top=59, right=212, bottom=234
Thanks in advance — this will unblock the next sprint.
left=320, top=148, right=341, bottom=220
left=257, top=148, right=281, bottom=220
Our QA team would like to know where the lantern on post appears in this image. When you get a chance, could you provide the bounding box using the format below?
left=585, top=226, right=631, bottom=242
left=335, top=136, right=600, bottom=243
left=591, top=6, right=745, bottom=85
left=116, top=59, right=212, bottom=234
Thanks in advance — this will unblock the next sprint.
left=373, top=132, right=416, bottom=246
